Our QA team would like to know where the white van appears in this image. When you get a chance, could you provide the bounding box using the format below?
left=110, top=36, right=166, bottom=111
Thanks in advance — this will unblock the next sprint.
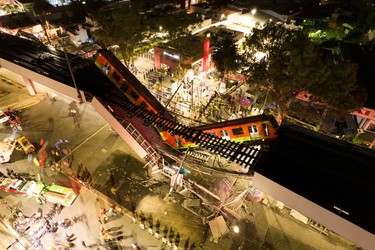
left=0, top=111, right=10, bottom=125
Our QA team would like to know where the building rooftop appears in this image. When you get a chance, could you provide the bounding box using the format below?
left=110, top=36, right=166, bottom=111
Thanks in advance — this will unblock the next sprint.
left=0, top=12, right=37, bottom=29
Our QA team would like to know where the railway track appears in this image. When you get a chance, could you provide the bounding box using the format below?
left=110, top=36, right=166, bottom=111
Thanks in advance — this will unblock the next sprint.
left=103, top=92, right=266, bottom=173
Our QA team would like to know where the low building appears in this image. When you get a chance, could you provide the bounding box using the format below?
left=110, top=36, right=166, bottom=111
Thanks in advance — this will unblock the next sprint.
left=190, top=2, right=211, bottom=16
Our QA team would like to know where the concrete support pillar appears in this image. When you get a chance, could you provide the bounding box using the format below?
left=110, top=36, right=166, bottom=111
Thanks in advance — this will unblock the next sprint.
left=22, top=76, right=36, bottom=96
left=358, top=117, right=366, bottom=128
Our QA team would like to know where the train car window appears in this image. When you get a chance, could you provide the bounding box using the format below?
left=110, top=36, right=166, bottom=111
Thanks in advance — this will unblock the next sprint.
left=232, top=127, right=244, bottom=135
left=130, top=91, right=140, bottom=100
left=262, top=123, right=269, bottom=136
left=140, top=101, right=148, bottom=110
left=102, top=63, right=111, bottom=74
left=120, top=83, right=129, bottom=93
left=208, top=132, right=216, bottom=137
left=112, top=71, right=121, bottom=82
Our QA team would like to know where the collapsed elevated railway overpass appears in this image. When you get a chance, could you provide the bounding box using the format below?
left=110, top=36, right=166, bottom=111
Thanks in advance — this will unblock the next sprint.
left=0, top=32, right=374, bottom=249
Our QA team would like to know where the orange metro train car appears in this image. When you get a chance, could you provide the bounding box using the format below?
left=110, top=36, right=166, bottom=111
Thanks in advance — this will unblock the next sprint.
left=160, top=114, right=279, bottom=149
left=94, top=49, right=174, bottom=120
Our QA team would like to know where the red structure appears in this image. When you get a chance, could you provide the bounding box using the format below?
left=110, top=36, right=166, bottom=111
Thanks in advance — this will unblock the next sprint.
left=154, top=46, right=181, bottom=70
left=202, top=34, right=210, bottom=72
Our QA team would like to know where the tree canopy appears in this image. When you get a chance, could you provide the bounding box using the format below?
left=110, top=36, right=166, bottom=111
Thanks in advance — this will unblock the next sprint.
left=89, top=4, right=201, bottom=67
left=211, top=33, right=241, bottom=77
left=89, top=3, right=146, bottom=67
left=242, top=21, right=364, bottom=115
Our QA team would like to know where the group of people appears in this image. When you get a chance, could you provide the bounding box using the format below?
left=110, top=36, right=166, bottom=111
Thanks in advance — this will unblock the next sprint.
left=9, top=206, right=69, bottom=248
left=98, top=205, right=123, bottom=225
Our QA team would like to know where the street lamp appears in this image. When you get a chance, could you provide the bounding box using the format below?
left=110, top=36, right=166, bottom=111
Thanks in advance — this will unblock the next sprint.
left=251, top=8, right=257, bottom=16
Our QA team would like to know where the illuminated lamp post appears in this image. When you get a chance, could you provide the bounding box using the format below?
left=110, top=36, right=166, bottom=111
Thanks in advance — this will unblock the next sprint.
left=63, top=48, right=83, bottom=104
left=251, top=8, right=257, bottom=17
left=159, top=26, right=163, bottom=37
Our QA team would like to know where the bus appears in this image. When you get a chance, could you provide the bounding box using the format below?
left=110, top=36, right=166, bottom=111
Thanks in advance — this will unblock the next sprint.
left=30, top=182, right=78, bottom=206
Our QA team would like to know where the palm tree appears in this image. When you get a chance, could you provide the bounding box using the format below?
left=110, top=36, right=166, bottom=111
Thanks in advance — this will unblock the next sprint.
left=211, top=35, right=242, bottom=79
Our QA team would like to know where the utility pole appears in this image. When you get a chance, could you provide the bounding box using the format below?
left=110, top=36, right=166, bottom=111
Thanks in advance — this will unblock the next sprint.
left=63, top=47, right=83, bottom=104
left=165, top=80, right=184, bottom=109
left=6, top=225, right=31, bottom=249
left=164, top=148, right=190, bottom=201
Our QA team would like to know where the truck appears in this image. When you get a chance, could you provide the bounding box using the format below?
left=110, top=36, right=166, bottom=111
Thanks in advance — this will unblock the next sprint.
left=0, top=176, right=78, bottom=206
left=29, top=182, right=78, bottom=206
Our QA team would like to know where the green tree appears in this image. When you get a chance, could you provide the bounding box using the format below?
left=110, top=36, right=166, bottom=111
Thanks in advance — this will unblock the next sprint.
left=90, top=4, right=147, bottom=67
left=84, top=0, right=106, bottom=12
left=150, top=12, right=201, bottom=51
left=242, top=21, right=363, bottom=116
left=356, top=2, right=375, bottom=32
left=309, top=57, right=366, bottom=119
left=90, top=7, right=200, bottom=67
left=211, top=34, right=242, bottom=78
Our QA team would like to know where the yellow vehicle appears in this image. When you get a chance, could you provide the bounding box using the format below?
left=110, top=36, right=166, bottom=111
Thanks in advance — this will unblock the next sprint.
left=15, top=136, right=35, bottom=154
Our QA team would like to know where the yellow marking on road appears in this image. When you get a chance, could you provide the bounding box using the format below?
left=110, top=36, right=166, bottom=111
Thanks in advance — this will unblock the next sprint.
left=69, top=123, right=109, bottom=155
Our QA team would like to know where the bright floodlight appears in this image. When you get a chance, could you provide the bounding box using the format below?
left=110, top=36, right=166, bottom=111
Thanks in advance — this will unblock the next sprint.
left=159, top=26, right=163, bottom=31
left=251, top=8, right=257, bottom=16
left=233, top=225, right=240, bottom=233
left=254, top=51, right=267, bottom=62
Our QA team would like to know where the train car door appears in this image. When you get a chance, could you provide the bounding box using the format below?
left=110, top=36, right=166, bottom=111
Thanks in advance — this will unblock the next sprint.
left=220, top=130, right=230, bottom=140
left=248, top=125, right=260, bottom=138
left=262, top=123, right=269, bottom=136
